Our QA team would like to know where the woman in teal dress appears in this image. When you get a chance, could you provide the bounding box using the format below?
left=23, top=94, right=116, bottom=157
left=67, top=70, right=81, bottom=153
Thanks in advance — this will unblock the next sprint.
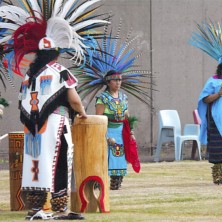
left=96, top=70, right=135, bottom=190
left=75, top=22, right=152, bottom=190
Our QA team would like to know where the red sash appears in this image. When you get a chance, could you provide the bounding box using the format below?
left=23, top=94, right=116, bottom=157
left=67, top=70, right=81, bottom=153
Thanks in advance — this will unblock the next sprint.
left=109, top=118, right=141, bottom=173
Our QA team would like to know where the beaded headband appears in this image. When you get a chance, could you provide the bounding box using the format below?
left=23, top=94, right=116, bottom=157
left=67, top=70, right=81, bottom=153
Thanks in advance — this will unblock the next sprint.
left=105, top=73, right=122, bottom=81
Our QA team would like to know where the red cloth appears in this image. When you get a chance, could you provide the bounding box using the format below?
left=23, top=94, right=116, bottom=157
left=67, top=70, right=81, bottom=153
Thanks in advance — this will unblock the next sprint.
left=122, top=119, right=141, bottom=173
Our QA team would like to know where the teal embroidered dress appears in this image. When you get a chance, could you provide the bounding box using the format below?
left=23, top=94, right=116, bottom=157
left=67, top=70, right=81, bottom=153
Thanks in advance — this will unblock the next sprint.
left=96, top=90, right=128, bottom=176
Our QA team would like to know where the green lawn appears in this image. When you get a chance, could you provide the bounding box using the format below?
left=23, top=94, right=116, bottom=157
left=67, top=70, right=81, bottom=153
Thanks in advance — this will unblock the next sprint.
left=1, top=161, right=222, bottom=222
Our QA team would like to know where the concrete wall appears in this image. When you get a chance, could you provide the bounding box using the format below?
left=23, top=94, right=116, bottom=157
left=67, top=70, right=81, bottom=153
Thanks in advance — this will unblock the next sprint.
left=151, top=0, right=222, bottom=149
left=1, top=0, right=222, bottom=153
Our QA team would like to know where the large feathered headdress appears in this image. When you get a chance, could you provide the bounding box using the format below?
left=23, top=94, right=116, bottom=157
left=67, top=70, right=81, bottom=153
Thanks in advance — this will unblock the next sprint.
left=0, top=14, right=25, bottom=90
left=73, top=19, right=153, bottom=108
left=189, top=20, right=222, bottom=64
left=0, top=0, right=110, bottom=74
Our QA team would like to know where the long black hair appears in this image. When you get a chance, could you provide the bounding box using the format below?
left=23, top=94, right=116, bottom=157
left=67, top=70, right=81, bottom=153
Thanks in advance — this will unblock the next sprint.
left=28, top=49, right=60, bottom=87
left=216, top=63, right=222, bottom=78
left=104, top=70, right=116, bottom=91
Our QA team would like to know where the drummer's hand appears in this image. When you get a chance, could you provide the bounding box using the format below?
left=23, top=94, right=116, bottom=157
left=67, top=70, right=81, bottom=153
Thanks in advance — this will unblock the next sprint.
left=77, top=112, right=87, bottom=119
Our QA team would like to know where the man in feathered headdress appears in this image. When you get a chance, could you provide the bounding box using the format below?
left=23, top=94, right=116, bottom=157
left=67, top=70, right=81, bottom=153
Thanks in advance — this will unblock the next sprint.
left=0, top=0, right=109, bottom=220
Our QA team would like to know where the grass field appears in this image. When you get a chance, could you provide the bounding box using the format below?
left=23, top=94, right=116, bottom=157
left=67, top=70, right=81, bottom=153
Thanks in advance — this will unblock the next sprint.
left=1, top=160, right=222, bottom=221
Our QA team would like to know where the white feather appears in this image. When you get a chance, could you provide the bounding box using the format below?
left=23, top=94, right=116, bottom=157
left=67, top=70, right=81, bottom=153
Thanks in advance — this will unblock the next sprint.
left=67, top=0, right=101, bottom=23
left=0, top=35, right=12, bottom=44
left=46, top=17, right=73, bottom=48
left=72, top=19, right=109, bottom=32
left=28, top=0, right=42, bottom=19
left=71, top=35, right=88, bottom=49
left=71, top=31, right=86, bottom=43
left=0, top=0, right=109, bottom=69
left=70, top=38, right=84, bottom=53
left=0, top=22, right=19, bottom=30
left=52, top=0, right=64, bottom=17
left=70, top=32, right=91, bottom=53
left=0, top=6, right=29, bottom=25
left=58, top=0, right=78, bottom=18
left=70, top=41, right=84, bottom=65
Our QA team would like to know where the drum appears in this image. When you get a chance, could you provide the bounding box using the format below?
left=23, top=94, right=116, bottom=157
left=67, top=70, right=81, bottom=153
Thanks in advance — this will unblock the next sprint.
left=8, top=131, right=51, bottom=211
left=70, top=115, right=110, bottom=213
left=8, top=131, right=25, bottom=211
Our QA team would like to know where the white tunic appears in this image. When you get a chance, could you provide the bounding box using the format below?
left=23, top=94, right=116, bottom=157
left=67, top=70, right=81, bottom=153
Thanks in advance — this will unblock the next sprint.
left=20, top=61, right=77, bottom=192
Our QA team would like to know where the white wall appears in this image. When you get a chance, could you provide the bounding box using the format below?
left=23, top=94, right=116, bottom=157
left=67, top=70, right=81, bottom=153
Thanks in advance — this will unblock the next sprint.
left=1, top=0, right=222, bottom=154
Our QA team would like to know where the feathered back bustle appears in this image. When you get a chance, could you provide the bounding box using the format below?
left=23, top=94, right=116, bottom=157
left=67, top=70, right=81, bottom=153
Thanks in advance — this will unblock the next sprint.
left=0, top=0, right=110, bottom=76
left=189, top=20, right=222, bottom=63
left=73, top=19, right=154, bottom=108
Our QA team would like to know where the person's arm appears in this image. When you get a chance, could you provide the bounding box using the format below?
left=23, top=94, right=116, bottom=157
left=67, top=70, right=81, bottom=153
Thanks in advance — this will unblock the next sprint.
left=67, top=88, right=87, bottom=119
left=130, top=130, right=136, bottom=140
left=96, top=104, right=105, bottom=115
left=203, top=86, right=222, bottom=103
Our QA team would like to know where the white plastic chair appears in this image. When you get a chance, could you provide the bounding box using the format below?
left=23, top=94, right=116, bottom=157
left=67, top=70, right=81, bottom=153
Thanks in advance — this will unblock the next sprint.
left=177, top=124, right=201, bottom=161
left=154, top=110, right=201, bottom=161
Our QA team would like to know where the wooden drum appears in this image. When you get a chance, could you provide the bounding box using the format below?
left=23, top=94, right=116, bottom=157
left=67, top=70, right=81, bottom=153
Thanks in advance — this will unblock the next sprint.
left=8, top=131, right=25, bottom=211
left=70, top=115, right=110, bottom=213
left=8, top=131, right=51, bottom=211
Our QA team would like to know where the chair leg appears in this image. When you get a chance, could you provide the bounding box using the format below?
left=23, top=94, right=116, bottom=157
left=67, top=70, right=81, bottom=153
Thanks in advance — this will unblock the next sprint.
left=191, top=141, right=197, bottom=160
left=178, top=142, right=184, bottom=161
left=180, top=142, right=185, bottom=160
left=154, top=137, right=162, bottom=162
left=175, top=138, right=180, bottom=161
left=197, top=141, right=202, bottom=160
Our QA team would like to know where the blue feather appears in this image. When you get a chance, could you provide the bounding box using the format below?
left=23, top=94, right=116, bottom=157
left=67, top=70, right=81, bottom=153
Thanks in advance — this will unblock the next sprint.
left=88, top=79, right=103, bottom=86
left=17, top=1, right=28, bottom=12
left=114, top=44, right=125, bottom=66
left=124, top=79, right=140, bottom=83
left=124, top=73, right=142, bottom=77
left=116, top=49, right=135, bottom=68
left=189, top=21, right=222, bottom=63
left=66, top=0, right=80, bottom=18
left=117, top=57, right=135, bottom=72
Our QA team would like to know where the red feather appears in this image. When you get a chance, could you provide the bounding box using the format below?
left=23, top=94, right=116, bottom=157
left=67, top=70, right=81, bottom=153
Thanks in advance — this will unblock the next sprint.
left=13, top=16, right=47, bottom=72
